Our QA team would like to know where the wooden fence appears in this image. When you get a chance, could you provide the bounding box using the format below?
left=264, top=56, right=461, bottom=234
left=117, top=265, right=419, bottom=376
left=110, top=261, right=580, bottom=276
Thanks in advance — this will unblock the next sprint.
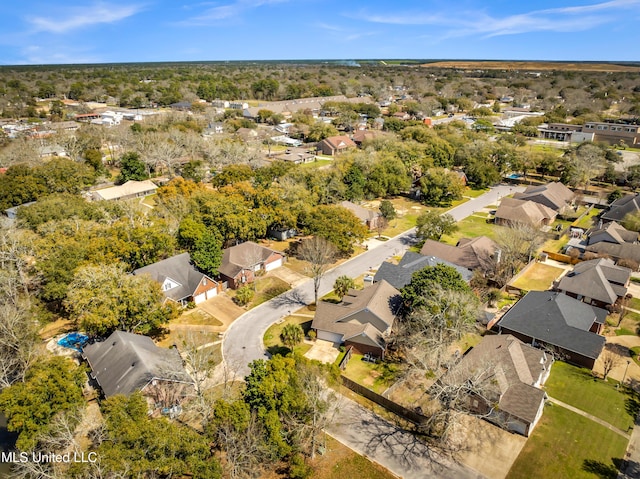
left=338, top=346, right=353, bottom=371
left=340, top=375, right=429, bottom=426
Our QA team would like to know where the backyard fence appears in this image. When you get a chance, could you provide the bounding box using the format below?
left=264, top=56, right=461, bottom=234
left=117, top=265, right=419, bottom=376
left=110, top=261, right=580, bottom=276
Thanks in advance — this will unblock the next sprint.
left=338, top=346, right=353, bottom=370
left=340, top=375, right=429, bottom=427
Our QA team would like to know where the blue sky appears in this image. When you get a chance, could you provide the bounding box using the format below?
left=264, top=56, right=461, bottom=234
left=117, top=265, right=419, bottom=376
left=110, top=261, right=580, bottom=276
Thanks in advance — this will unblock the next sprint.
left=1, top=0, right=639, bottom=65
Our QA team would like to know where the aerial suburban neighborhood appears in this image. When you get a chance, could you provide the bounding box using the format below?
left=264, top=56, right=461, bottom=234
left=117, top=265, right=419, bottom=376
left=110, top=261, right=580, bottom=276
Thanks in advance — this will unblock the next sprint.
left=2, top=57, right=640, bottom=479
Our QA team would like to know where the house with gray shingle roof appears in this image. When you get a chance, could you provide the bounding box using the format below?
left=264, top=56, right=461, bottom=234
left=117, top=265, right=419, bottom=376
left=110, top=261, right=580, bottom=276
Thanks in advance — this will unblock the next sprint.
left=373, top=251, right=472, bottom=289
left=82, top=331, right=193, bottom=401
left=311, top=280, right=401, bottom=359
left=133, top=253, right=220, bottom=306
left=419, top=236, right=499, bottom=275
left=601, top=194, right=640, bottom=223
left=555, top=257, right=631, bottom=310
left=495, top=291, right=607, bottom=369
left=339, top=200, right=381, bottom=230
left=442, top=334, right=551, bottom=436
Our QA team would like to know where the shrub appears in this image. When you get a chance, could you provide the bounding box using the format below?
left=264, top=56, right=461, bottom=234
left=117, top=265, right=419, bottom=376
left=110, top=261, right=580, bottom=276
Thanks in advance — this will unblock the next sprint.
left=234, top=285, right=255, bottom=306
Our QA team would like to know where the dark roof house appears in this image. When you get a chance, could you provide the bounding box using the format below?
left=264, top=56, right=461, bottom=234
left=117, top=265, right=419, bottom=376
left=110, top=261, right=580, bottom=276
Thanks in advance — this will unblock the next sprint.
left=443, top=334, right=551, bottom=436
left=373, top=251, right=472, bottom=289
left=587, top=221, right=638, bottom=246
left=601, top=194, right=640, bottom=223
left=419, top=236, right=499, bottom=274
left=82, top=331, right=193, bottom=399
left=339, top=201, right=381, bottom=230
left=513, top=182, right=575, bottom=212
left=133, top=253, right=219, bottom=305
left=555, top=257, right=631, bottom=309
left=311, top=280, right=401, bottom=359
left=495, top=291, right=607, bottom=369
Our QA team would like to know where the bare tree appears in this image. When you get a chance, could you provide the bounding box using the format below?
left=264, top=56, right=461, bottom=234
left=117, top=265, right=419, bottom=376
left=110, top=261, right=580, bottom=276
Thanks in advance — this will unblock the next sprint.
left=600, top=347, right=622, bottom=380
left=494, top=222, right=546, bottom=286
left=297, top=237, right=337, bottom=305
left=375, top=216, right=388, bottom=239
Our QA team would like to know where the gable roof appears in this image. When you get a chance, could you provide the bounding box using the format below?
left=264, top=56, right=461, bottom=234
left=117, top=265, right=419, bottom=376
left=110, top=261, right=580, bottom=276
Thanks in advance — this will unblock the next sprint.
left=587, top=221, right=638, bottom=246
left=219, top=241, right=282, bottom=279
left=557, top=257, right=630, bottom=304
left=420, top=236, right=498, bottom=272
left=448, top=335, right=548, bottom=424
left=513, top=182, right=574, bottom=211
left=92, top=180, right=158, bottom=201
left=497, top=291, right=606, bottom=360
left=339, top=200, right=379, bottom=223
left=311, top=280, right=401, bottom=349
left=373, top=251, right=472, bottom=289
left=319, top=135, right=356, bottom=151
left=82, top=331, right=192, bottom=397
left=133, top=253, right=215, bottom=303
left=495, top=197, right=556, bottom=225
left=601, top=194, right=640, bottom=222
left=585, top=242, right=640, bottom=263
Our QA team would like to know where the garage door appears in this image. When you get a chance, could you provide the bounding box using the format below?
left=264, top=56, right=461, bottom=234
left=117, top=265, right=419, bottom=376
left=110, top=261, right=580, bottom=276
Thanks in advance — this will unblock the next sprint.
left=194, top=293, right=207, bottom=304
left=205, top=288, right=217, bottom=300
left=317, top=330, right=343, bottom=344
left=265, top=258, right=283, bottom=271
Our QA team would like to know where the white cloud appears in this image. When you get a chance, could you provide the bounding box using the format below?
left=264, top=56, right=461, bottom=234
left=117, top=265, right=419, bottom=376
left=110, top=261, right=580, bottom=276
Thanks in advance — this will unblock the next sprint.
left=27, top=2, right=144, bottom=34
left=358, top=0, right=640, bottom=38
left=179, top=0, right=290, bottom=25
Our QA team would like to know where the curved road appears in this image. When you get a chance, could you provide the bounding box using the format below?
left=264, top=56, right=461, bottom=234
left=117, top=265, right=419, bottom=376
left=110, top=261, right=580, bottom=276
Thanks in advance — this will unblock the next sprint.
left=221, top=185, right=520, bottom=479
left=223, top=183, right=522, bottom=376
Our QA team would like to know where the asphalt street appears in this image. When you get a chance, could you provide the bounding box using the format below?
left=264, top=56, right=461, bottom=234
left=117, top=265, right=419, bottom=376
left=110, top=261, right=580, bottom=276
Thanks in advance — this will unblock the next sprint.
left=221, top=184, right=521, bottom=478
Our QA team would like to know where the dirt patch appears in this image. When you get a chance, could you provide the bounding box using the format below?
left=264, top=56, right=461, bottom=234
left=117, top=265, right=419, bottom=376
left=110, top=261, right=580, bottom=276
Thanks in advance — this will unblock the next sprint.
left=452, top=414, right=527, bottom=479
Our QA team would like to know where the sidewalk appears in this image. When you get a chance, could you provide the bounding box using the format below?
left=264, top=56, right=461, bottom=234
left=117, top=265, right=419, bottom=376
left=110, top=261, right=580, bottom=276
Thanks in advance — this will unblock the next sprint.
left=547, top=396, right=630, bottom=439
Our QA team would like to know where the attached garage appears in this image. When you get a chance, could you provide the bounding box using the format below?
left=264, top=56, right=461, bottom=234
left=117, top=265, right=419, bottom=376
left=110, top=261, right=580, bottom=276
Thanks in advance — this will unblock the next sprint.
left=193, top=293, right=207, bottom=305
left=316, top=330, right=343, bottom=344
left=265, top=257, right=283, bottom=272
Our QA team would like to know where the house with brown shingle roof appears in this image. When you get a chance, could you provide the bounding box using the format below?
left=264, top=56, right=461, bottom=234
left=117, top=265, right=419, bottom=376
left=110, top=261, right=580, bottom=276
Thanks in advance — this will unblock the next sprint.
left=311, top=280, right=401, bottom=359
left=317, top=135, right=356, bottom=156
left=513, top=182, right=575, bottom=213
left=495, top=197, right=556, bottom=227
left=339, top=200, right=381, bottom=230
left=441, top=334, right=551, bottom=436
left=419, top=236, right=499, bottom=275
left=219, top=241, right=284, bottom=289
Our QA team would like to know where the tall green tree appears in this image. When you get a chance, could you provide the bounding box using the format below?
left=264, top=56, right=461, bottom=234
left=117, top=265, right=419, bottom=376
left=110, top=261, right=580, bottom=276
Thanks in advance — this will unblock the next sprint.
left=333, top=275, right=355, bottom=300
left=401, top=263, right=471, bottom=312
left=64, top=263, right=177, bottom=337
left=0, top=357, right=85, bottom=451
left=416, top=211, right=458, bottom=241
left=418, top=168, right=464, bottom=206
left=300, top=205, right=369, bottom=255
left=117, top=152, right=148, bottom=184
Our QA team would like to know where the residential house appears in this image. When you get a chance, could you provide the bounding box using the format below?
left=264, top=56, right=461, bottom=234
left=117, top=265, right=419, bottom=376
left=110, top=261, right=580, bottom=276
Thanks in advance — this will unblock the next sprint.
left=494, top=197, right=557, bottom=227
left=442, top=334, right=551, bottom=436
left=513, top=182, right=575, bottom=213
left=82, top=331, right=194, bottom=402
left=133, top=253, right=220, bottom=306
left=317, top=135, right=356, bottom=156
left=555, top=257, right=631, bottom=310
left=352, top=130, right=383, bottom=146
left=373, top=251, right=472, bottom=289
left=272, top=147, right=315, bottom=164
left=339, top=200, right=381, bottom=230
left=601, top=194, right=640, bottom=224
left=311, top=280, right=401, bottom=359
left=219, top=241, right=284, bottom=289
left=92, top=180, right=158, bottom=201
left=584, top=222, right=640, bottom=266
left=419, top=236, right=499, bottom=275
left=495, top=291, right=607, bottom=369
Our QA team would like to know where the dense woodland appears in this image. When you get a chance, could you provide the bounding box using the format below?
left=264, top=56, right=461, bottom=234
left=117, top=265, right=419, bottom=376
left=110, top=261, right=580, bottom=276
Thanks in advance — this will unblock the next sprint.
left=0, top=62, right=640, bottom=478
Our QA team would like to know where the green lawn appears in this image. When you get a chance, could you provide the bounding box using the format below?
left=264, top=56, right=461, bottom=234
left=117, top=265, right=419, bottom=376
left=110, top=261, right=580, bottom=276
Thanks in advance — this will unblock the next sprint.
left=628, top=297, right=640, bottom=311
left=573, top=207, right=601, bottom=229
left=509, top=263, right=565, bottom=291
left=544, top=361, right=637, bottom=431
left=441, top=214, right=500, bottom=245
left=299, top=158, right=333, bottom=169
left=507, top=403, right=627, bottom=479
left=342, top=354, right=402, bottom=394
left=464, top=187, right=489, bottom=198
left=249, top=276, right=291, bottom=307
left=263, top=314, right=313, bottom=357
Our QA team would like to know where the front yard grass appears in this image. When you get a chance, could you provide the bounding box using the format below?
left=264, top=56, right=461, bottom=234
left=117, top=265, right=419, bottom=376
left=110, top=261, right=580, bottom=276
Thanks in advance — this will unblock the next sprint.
left=441, top=214, right=500, bottom=245
left=509, top=262, right=565, bottom=292
left=544, top=361, right=636, bottom=431
left=263, top=314, right=312, bottom=357
left=249, top=276, right=291, bottom=308
left=341, top=354, right=403, bottom=395
left=507, top=403, right=627, bottom=479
